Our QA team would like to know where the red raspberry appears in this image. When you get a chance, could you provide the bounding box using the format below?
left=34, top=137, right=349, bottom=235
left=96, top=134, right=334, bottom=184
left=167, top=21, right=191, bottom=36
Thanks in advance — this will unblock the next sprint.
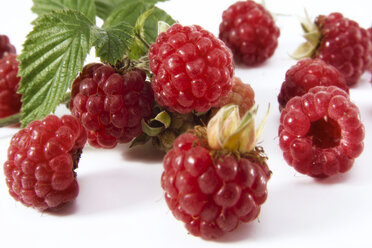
left=149, top=24, right=234, bottom=114
left=219, top=0, right=280, bottom=66
left=3, top=115, right=87, bottom=210
left=278, top=58, right=349, bottom=110
left=0, top=54, right=21, bottom=118
left=313, top=13, right=371, bottom=86
left=368, top=27, right=372, bottom=82
left=0, top=35, right=16, bottom=59
left=70, top=63, right=154, bottom=149
left=161, top=131, right=270, bottom=239
left=279, top=86, right=364, bottom=178
left=215, top=76, right=255, bottom=117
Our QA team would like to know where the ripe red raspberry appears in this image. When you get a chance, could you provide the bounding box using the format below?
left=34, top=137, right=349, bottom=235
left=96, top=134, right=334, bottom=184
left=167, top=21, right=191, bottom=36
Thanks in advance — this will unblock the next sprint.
left=368, top=27, right=372, bottom=82
left=279, top=86, right=364, bottom=178
left=149, top=23, right=234, bottom=114
left=278, top=58, right=349, bottom=110
left=0, top=35, right=16, bottom=59
left=301, top=13, right=372, bottom=86
left=70, top=63, right=154, bottom=148
left=215, top=76, right=255, bottom=117
left=3, top=115, right=87, bottom=210
left=219, top=0, right=280, bottom=66
left=161, top=131, right=270, bottom=239
left=0, top=54, right=21, bottom=118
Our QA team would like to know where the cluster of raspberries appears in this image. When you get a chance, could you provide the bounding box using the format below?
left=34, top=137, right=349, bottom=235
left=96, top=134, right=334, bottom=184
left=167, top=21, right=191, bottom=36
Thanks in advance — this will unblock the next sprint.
left=1, top=0, right=371, bottom=242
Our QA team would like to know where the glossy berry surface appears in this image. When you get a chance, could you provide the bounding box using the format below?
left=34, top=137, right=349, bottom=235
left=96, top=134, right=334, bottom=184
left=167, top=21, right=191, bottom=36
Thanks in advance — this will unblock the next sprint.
left=368, top=27, right=372, bottom=82
left=161, top=132, right=270, bottom=239
left=219, top=0, right=280, bottom=66
left=149, top=24, right=234, bottom=114
left=215, top=76, right=255, bottom=117
left=70, top=63, right=154, bottom=148
left=0, top=54, right=21, bottom=118
left=3, top=115, right=87, bottom=210
left=0, top=35, right=16, bottom=59
left=314, top=12, right=372, bottom=86
left=278, top=58, right=349, bottom=110
left=279, top=86, right=364, bottom=177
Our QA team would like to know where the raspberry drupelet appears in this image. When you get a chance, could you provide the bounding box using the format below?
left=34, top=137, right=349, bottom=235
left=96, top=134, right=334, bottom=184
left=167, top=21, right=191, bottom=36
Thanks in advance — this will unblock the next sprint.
left=70, top=63, right=154, bottom=149
left=279, top=86, right=364, bottom=177
left=278, top=58, right=349, bottom=110
left=296, top=12, right=372, bottom=86
left=219, top=0, right=280, bottom=66
left=149, top=23, right=234, bottom=114
left=161, top=105, right=271, bottom=239
left=0, top=54, right=21, bottom=118
left=3, top=115, right=87, bottom=210
left=0, top=34, right=16, bottom=59
left=215, top=76, right=255, bottom=117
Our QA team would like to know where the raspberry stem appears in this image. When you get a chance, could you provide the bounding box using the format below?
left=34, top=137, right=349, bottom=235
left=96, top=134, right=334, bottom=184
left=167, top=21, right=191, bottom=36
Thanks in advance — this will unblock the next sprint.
left=0, top=113, right=20, bottom=127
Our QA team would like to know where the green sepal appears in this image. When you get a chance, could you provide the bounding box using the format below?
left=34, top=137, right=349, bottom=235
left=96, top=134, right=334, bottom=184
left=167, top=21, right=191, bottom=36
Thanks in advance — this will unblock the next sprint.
left=292, top=10, right=321, bottom=60
left=130, top=133, right=151, bottom=148
left=141, top=110, right=171, bottom=137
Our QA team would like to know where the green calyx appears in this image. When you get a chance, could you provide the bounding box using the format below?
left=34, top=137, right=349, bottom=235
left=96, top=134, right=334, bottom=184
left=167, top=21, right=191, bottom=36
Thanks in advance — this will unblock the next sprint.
left=292, top=10, right=321, bottom=60
left=131, top=109, right=205, bottom=152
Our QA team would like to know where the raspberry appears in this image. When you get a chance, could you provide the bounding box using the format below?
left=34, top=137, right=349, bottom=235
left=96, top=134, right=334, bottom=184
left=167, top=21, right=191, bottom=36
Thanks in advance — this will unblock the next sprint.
left=298, top=12, right=372, bottom=86
left=3, top=115, right=87, bottom=210
left=368, top=27, right=372, bottom=82
left=215, top=76, right=255, bottom=117
left=149, top=24, right=234, bottom=114
left=278, top=58, right=349, bottom=110
left=279, top=86, right=364, bottom=177
left=0, top=54, right=21, bottom=118
left=70, top=63, right=154, bottom=149
left=161, top=130, right=270, bottom=239
left=0, top=35, right=16, bottom=59
left=219, top=0, right=280, bottom=66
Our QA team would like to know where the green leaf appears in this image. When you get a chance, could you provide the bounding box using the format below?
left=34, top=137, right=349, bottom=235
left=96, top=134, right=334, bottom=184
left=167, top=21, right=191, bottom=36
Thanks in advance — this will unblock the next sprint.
left=104, top=2, right=151, bottom=27
left=32, top=0, right=96, bottom=23
left=128, top=6, right=176, bottom=59
left=92, top=22, right=134, bottom=64
left=142, top=7, right=175, bottom=44
left=95, top=0, right=169, bottom=20
left=18, top=10, right=93, bottom=127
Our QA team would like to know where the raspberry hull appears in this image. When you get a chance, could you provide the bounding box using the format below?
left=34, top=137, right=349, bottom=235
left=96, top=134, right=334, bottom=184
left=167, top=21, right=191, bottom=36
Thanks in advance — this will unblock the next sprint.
left=3, top=115, right=87, bottom=210
left=149, top=24, right=234, bottom=114
left=161, top=132, right=270, bottom=239
left=70, top=63, right=154, bottom=148
left=279, top=86, right=364, bottom=177
left=0, top=54, right=21, bottom=118
left=278, top=58, right=349, bottom=110
left=219, top=0, right=280, bottom=66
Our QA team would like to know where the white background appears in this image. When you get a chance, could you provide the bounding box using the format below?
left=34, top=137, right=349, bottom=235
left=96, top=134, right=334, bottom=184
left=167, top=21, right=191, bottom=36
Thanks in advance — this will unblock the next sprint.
left=1, top=0, right=372, bottom=247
